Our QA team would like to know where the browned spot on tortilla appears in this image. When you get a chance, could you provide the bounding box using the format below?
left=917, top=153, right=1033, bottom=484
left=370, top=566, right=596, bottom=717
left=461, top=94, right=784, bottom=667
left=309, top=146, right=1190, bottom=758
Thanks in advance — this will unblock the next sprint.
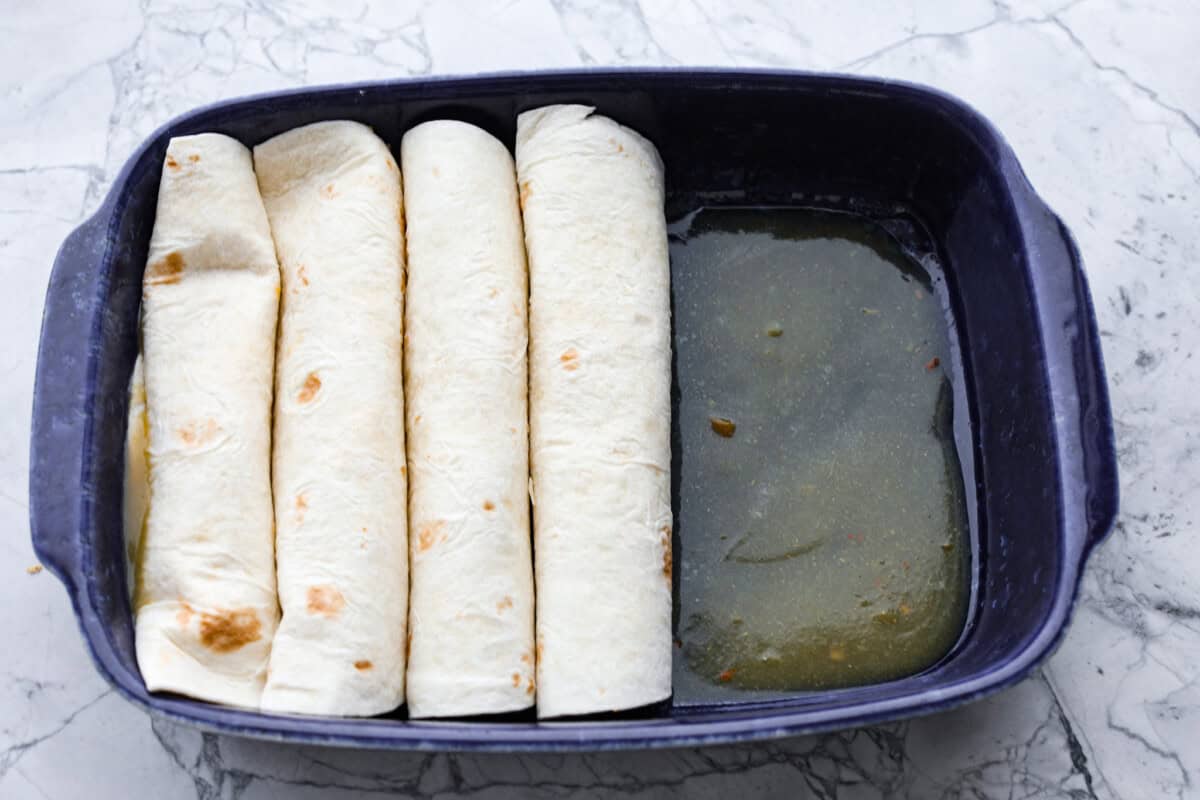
left=417, top=520, right=446, bottom=552
left=520, top=652, right=532, bottom=664
left=518, top=181, right=531, bottom=210
left=511, top=672, right=521, bottom=687
left=399, top=465, right=407, bottom=477
left=298, top=372, right=321, bottom=403
left=146, top=251, right=185, bottom=285
left=200, top=608, right=262, bottom=652
left=354, top=660, right=373, bottom=671
left=321, top=183, right=338, bottom=199
left=661, top=525, right=672, bottom=581
left=165, top=156, right=180, bottom=170
left=511, top=302, right=522, bottom=318
left=294, top=492, right=308, bottom=523
left=483, top=499, right=495, bottom=511
left=496, top=595, right=513, bottom=612
left=187, top=154, right=200, bottom=163
left=178, top=418, right=220, bottom=446
left=560, top=348, right=579, bottom=371
left=488, top=287, right=499, bottom=299
left=306, top=584, right=345, bottom=617
left=608, top=137, right=624, bottom=153
left=297, top=265, right=310, bottom=286
left=413, top=414, right=422, bottom=425
left=536, top=640, right=544, bottom=662
left=525, top=677, right=535, bottom=696
left=176, top=602, right=194, bottom=627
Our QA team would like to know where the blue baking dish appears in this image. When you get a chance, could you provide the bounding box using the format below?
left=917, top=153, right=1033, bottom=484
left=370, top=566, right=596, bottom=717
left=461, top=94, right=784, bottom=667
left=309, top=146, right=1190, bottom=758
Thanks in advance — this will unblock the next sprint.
left=30, top=69, right=1117, bottom=750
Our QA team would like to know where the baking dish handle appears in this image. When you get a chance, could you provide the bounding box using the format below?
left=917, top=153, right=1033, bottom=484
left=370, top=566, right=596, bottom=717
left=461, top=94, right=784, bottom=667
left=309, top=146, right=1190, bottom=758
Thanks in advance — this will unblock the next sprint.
left=1040, top=213, right=1120, bottom=562
left=29, top=209, right=110, bottom=597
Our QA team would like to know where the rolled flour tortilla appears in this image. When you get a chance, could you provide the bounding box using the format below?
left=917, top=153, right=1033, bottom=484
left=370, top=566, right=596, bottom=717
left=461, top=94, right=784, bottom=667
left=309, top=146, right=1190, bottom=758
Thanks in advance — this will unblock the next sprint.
left=515, top=105, right=673, bottom=718
left=400, top=120, right=535, bottom=718
left=134, top=134, right=280, bottom=709
left=255, top=121, right=408, bottom=716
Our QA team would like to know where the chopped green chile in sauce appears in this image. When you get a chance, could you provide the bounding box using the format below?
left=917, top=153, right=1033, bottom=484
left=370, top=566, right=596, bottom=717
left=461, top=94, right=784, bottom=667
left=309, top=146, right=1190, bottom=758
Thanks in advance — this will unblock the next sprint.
left=670, top=208, right=970, bottom=701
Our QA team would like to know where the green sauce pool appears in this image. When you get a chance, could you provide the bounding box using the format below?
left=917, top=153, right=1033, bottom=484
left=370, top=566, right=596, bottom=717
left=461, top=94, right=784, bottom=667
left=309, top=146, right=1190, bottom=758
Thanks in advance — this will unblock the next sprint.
left=670, top=208, right=971, bottom=701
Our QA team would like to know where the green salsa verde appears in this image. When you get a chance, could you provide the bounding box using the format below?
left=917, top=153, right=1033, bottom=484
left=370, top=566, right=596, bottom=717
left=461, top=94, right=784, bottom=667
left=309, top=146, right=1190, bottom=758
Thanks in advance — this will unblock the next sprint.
left=670, top=208, right=970, bottom=701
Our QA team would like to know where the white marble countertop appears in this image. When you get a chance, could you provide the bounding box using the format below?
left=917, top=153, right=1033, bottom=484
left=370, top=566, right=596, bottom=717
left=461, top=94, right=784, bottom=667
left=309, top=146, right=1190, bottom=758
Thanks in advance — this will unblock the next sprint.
left=2, top=1, right=1196, bottom=797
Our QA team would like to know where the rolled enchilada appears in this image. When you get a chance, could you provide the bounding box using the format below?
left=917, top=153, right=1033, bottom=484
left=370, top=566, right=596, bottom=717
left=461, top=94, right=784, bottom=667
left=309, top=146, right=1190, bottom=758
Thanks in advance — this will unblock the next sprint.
left=255, top=121, right=409, bottom=716
left=400, top=120, right=535, bottom=718
left=515, top=105, right=674, bottom=718
left=134, top=133, right=280, bottom=709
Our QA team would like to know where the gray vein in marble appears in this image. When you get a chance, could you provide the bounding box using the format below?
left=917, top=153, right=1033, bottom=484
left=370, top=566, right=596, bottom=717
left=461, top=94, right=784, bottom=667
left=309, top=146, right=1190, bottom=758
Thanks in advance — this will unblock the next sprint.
left=678, top=1, right=740, bottom=65
left=842, top=0, right=1095, bottom=74
left=1045, top=17, right=1200, bottom=138
left=840, top=9, right=1006, bottom=70
left=549, top=0, right=678, bottom=66
left=1106, top=710, right=1190, bottom=798
left=0, top=690, right=112, bottom=781
left=1044, top=676, right=1101, bottom=800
